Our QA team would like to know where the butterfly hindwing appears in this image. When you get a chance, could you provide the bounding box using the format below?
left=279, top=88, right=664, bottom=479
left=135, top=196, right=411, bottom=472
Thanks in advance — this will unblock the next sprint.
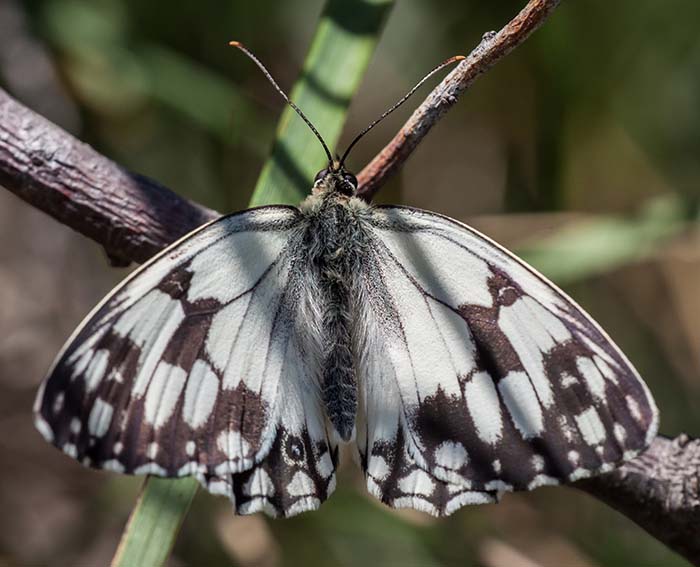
left=206, top=375, right=339, bottom=517
left=357, top=364, right=498, bottom=516
left=356, top=205, right=658, bottom=515
left=34, top=205, right=337, bottom=517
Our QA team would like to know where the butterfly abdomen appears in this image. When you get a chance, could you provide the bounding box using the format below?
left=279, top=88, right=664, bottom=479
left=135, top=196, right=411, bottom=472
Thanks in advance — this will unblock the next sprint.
left=304, top=197, right=368, bottom=441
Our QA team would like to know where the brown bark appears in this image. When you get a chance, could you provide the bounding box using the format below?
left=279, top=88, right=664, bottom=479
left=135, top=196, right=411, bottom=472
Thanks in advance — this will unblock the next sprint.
left=0, top=88, right=217, bottom=266
left=578, top=435, right=700, bottom=564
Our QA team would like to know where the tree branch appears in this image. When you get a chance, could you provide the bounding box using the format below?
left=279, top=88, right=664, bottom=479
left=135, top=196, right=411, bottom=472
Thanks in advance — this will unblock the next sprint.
left=0, top=88, right=217, bottom=266
left=356, top=0, right=562, bottom=200
left=577, top=434, right=700, bottom=565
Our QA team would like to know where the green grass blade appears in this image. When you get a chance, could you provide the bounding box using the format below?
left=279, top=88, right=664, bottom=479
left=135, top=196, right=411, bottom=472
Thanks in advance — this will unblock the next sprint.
left=111, top=478, right=198, bottom=567
left=250, top=0, right=394, bottom=206
left=112, top=1, right=392, bottom=565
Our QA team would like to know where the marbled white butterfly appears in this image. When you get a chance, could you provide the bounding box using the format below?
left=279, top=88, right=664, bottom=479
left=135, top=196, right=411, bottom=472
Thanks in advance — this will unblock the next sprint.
left=34, top=42, right=658, bottom=518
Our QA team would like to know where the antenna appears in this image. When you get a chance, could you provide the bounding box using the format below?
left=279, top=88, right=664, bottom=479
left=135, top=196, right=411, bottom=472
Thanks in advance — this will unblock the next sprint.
left=339, top=55, right=465, bottom=167
left=229, top=41, right=333, bottom=164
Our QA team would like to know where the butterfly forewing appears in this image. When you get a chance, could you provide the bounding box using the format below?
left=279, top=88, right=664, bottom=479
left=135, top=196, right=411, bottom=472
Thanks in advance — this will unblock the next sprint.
left=355, top=205, right=658, bottom=515
left=34, top=205, right=338, bottom=517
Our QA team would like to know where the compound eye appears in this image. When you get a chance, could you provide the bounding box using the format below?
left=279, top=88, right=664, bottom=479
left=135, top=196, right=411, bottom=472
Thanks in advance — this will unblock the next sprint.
left=314, top=168, right=329, bottom=183
left=343, top=172, right=358, bottom=189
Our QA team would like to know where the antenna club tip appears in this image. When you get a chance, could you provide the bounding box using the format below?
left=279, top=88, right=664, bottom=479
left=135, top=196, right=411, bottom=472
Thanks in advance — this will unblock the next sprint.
left=455, top=55, right=466, bottom=61
left=229, top=40, right=242, bottom=47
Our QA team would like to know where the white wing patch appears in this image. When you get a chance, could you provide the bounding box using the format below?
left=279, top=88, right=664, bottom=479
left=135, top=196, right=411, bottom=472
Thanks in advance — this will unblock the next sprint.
left=498, top=370, right=545, bottom=439
left=463, top=371, right=503, bottom=444
left=34, top=206, right=337, bottom=517
left=182, top=360, right=219, bottom=429
left=379, top=226, right=494, bottom=308
left=206, top=297, right=252, bottom=373
left=186, top=230, right=290, bottom=303
left=144, top=362, right=187, bottom=428
left=87, top=398, right=114, bottom=438
left=498, top=296, right=571, bottom=407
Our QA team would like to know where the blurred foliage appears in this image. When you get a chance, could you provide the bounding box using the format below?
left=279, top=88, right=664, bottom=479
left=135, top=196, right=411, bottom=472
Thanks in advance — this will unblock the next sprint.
left=1, top=0, right=699, bottom=566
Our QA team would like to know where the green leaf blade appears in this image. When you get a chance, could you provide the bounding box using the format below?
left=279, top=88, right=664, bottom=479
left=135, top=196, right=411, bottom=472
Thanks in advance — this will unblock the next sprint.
left=250, top=0, right=393, bottom=206
left=111, top=478, right=198, bottom=567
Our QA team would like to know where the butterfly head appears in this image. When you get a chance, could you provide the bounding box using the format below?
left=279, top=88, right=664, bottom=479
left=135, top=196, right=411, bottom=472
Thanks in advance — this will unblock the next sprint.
left=313, top=161, right=358, bottom=197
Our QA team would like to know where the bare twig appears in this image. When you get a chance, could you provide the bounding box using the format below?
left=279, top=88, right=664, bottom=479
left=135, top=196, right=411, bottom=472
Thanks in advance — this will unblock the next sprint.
left=578, top=435, right=700, bottom=565
left=356, top=0, right=562, bottom=200
left=0, top=88, right=217, bottom=266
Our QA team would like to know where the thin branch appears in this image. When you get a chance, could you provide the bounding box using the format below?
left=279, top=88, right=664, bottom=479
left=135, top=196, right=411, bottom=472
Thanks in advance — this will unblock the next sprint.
left=356, top=0, right=562, bottom=200
left=578, top=434, right=700, bottom=565
left=0, top=88, right=217, bottom=266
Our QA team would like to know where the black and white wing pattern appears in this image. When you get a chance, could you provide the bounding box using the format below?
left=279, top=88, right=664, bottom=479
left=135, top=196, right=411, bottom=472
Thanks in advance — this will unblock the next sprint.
left=34, top=206, right=337, bottom=518
left=356, top=205, right=658, bottom=516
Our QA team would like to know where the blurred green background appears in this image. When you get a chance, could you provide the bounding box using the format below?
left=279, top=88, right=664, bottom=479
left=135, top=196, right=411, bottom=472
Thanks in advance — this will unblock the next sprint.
left=1, top=0, right=699, bottom=565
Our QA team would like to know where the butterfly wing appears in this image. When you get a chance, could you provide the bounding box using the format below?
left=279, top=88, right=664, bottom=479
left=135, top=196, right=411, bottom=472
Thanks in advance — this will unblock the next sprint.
left=356, top=205, right=658, bottom=516
left=34, top=206, right=337, bottom=517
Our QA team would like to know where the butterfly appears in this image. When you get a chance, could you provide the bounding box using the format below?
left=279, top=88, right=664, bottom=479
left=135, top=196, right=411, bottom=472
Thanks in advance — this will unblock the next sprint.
left=34, top=42, right=658, bottom=518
